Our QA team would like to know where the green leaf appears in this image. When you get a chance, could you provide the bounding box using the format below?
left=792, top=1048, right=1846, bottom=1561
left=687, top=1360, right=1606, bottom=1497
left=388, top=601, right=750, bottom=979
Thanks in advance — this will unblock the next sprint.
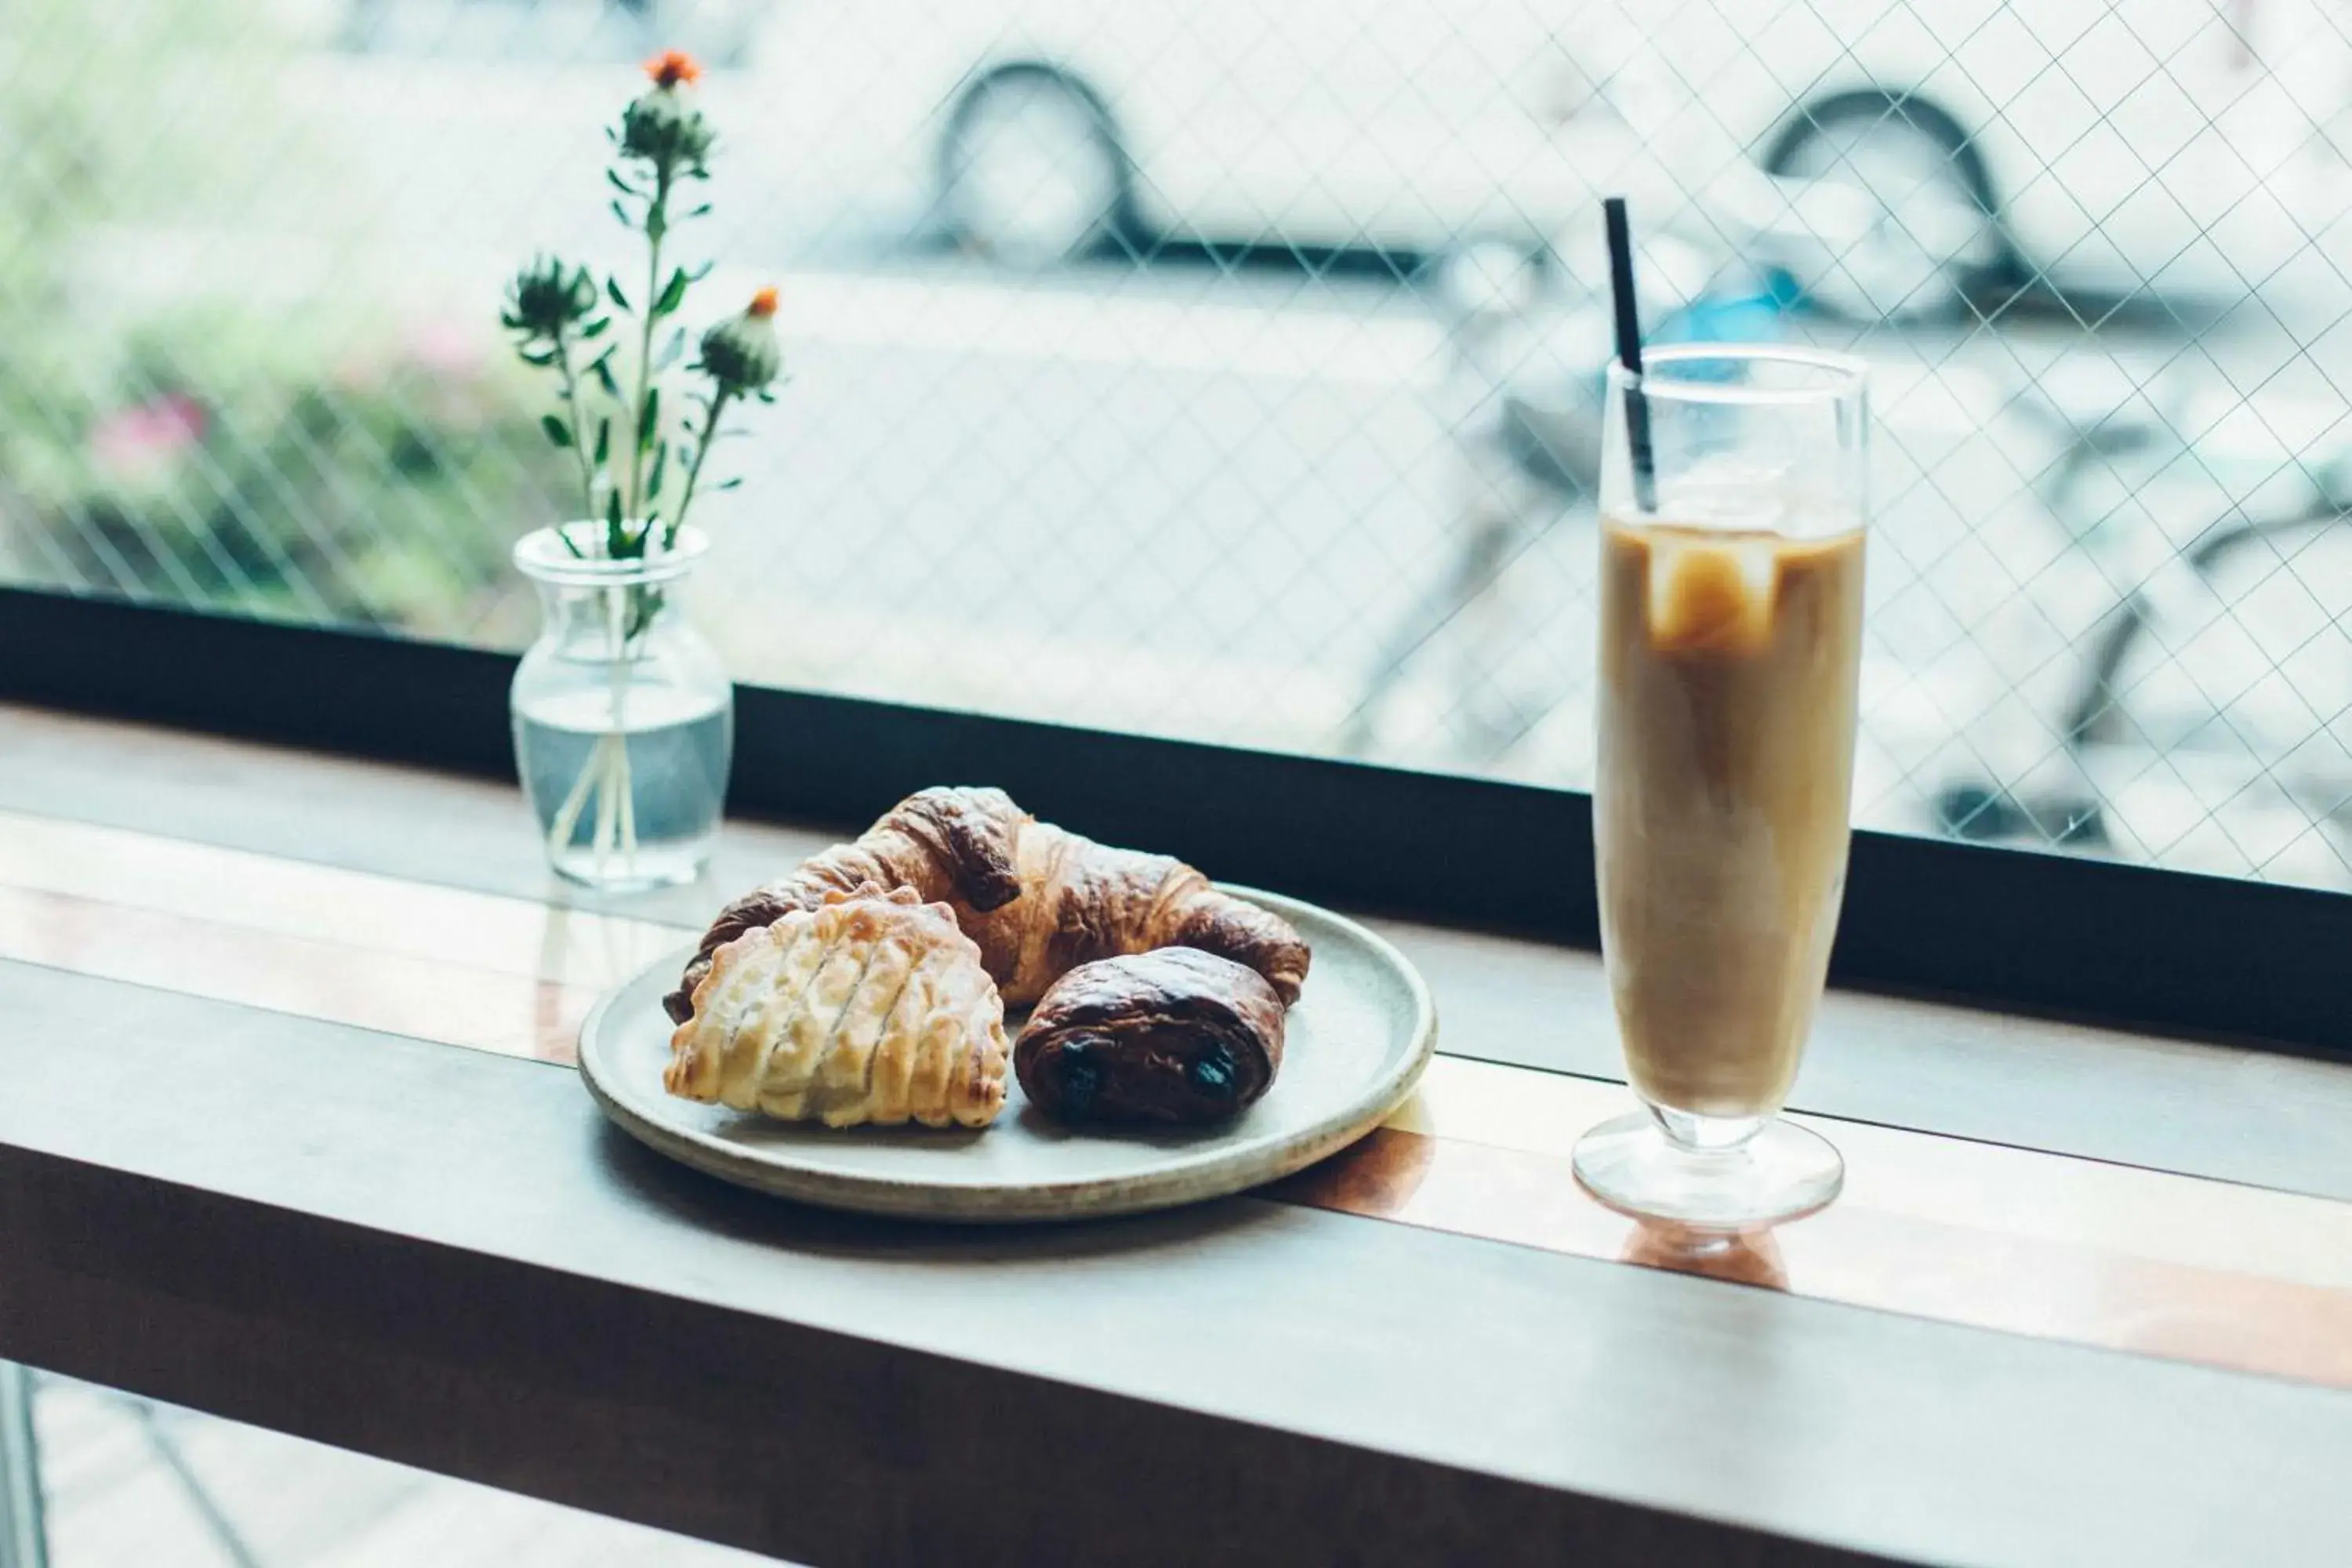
left=645, top=201, right=666, bottom=244
left=604, top=168, right=637, bottom=196
left=688, top=204, right=713, bottom=219
left=580, top=316, right=612, bottom=341
left=539, top=414, right=575, bottom=448
left=653, top=327, right=686, bottom=372
left=688, top=260, right=714, bottom=281
left=590, top=351, right=621, bottom=400
left=605, top=487, right=625, bottom=554
left=517, top=347, right=558, bottom=368
left=637, top=388, right=661, bottom=452
left=648, top=440, right=669, bottom=498
left=716, top=476, right=744, bottom=492
left=655, top=267, right=688, bottom=317
left=605, top=277, right=630, bottom=312
left=623, top=583, right=666, bottom=637
left=593, top=418, right=611, bottom=466
left=608, top=198, right=633, bottom=230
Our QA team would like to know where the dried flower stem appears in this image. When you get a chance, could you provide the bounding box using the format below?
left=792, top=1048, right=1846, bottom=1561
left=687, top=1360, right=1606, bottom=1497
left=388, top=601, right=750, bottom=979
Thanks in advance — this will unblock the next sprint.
left=550, top=325, right=600, bottom=539
left=665, top=386, right=731, bottom=551
left=539, top=584, right=647, bottom=875
left=626, top=166, right=672, bottom=529
left=599, top=583, right=637, bottom=874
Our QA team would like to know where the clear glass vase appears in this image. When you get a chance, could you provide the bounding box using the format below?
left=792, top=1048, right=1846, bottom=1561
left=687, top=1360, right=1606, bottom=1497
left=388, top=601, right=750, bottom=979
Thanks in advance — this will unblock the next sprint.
left=510, top=522, right=733, bottom=891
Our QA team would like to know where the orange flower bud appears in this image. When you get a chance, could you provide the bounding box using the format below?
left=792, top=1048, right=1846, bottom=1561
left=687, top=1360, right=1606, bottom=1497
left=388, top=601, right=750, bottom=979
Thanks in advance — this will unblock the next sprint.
left=644, top=49, right=702, bottom=89
left=700, top=292, right=784, bottom=392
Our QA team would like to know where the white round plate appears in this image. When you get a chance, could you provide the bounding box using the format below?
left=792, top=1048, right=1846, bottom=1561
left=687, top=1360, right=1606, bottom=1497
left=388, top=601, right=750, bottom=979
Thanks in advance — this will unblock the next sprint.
left=578, top=888, right=1437, bottom=1222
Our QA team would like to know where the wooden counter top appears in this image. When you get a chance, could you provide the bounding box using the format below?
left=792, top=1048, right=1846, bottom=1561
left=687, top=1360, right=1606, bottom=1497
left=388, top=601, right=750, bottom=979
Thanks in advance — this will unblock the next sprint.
left=1, top=705, right=2347, bottom=1566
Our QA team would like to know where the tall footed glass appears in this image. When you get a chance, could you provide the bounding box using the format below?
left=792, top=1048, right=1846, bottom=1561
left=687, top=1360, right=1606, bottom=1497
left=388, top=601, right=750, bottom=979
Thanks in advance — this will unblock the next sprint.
left=1573, top=346, right=1869, bottom=1229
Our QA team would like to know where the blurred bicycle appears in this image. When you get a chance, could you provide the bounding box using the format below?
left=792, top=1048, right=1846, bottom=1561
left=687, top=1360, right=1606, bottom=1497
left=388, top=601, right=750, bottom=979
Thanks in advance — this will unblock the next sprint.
left=1340, top=174, right=1854, bottom=758
left=1933, top=362, right=2352, bottom=872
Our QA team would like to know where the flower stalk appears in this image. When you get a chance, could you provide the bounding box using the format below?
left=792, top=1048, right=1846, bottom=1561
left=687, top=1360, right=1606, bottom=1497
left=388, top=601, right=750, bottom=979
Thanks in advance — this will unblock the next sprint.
left=551, top=329, right=598, bottom=533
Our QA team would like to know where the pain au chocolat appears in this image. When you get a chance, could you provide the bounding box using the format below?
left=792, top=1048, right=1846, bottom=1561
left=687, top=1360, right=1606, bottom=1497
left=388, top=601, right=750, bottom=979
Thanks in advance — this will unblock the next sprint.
left=1014, top=947, right=1286, bottom=1126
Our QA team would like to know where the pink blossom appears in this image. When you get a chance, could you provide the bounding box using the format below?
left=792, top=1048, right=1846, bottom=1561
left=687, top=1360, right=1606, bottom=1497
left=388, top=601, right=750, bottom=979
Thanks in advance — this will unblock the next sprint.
left=89, top=394, right=206, bottom=479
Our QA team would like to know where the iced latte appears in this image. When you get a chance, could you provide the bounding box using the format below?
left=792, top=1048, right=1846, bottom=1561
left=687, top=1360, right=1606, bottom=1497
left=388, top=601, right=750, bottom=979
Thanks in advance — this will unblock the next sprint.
left=1572, top=342, right=1868, bottom=1228
left=1596, top=511, right=1865, bottom=1118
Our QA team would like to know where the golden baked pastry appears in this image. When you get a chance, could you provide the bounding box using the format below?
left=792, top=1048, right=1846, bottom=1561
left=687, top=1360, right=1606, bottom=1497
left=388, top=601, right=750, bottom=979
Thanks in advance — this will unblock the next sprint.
left=664, top=786, right=1311, bottom=1022
left=664, top=884, right=1008, bottom=1129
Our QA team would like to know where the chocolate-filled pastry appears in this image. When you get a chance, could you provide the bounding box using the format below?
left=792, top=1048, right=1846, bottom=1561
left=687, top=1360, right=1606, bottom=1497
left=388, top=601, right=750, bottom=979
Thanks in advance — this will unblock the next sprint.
left=1015, top=948, right=1286, bottom=1126
left=665, top=786, right=1311, bottom=1022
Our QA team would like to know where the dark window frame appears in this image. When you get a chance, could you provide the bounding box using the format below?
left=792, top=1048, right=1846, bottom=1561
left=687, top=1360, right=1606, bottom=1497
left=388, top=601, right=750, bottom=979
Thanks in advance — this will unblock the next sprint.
left=5, top=584, right=2343, bottom=1058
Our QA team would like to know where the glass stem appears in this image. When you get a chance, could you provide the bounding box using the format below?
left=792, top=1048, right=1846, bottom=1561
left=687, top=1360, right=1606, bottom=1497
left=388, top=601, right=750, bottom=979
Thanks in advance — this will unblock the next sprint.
left=1649, top=1103, right=1769, bottom=1152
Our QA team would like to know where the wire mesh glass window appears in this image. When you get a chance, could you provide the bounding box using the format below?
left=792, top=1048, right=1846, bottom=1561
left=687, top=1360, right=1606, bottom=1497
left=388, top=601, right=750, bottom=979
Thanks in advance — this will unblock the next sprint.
left=9, top=0, right=2352, bottom=887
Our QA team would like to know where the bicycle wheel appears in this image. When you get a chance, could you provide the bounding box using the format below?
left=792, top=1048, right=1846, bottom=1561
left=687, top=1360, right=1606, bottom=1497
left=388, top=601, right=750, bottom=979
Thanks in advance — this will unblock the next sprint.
left=2068, top=508, right=2352, bottom=876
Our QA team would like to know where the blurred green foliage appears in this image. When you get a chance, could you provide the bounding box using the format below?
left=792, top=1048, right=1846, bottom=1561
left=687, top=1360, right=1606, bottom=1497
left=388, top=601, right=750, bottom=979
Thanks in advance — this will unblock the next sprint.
left=0, top=0, right=564, bottom=635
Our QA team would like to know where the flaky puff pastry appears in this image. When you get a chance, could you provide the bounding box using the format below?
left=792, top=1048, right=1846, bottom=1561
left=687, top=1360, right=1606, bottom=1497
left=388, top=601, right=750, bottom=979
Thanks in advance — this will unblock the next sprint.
left=664, top=884, right=1008, bottom=1129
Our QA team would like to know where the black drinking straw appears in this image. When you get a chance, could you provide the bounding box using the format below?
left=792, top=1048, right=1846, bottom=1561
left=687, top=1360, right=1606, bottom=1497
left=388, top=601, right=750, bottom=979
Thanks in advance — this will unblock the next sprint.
left=1603, top=196, right=1658, bottom=514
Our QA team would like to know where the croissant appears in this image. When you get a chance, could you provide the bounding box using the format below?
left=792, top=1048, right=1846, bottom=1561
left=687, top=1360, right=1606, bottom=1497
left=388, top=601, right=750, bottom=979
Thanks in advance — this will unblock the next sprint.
left=663, top=787, right=1310, bottom=1023
left=1015, top=948, right=1287, bottom=1125
left=665, top=885, right=1008, bottom=1128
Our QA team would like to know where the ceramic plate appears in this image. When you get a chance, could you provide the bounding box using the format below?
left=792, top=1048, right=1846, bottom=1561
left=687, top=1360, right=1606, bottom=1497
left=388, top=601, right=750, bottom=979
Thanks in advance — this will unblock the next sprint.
left=578, top=888, right=1436, bottom=1222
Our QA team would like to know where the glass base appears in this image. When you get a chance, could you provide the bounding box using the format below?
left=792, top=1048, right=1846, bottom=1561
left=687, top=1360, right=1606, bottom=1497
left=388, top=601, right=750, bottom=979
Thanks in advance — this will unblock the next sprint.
left=1573, top=1106, right=1843, bottom=1229
left=549, top=836, right=711, bottom=892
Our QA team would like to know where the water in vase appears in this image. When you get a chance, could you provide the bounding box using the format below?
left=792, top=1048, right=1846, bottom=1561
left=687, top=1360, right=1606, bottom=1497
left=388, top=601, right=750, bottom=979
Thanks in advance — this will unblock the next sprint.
left=514, top=682, right=731, bottom=889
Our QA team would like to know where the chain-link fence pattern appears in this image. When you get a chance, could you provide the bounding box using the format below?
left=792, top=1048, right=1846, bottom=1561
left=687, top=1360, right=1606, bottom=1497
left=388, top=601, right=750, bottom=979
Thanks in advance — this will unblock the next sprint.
left=8, top=0, right=2352, bottom=887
